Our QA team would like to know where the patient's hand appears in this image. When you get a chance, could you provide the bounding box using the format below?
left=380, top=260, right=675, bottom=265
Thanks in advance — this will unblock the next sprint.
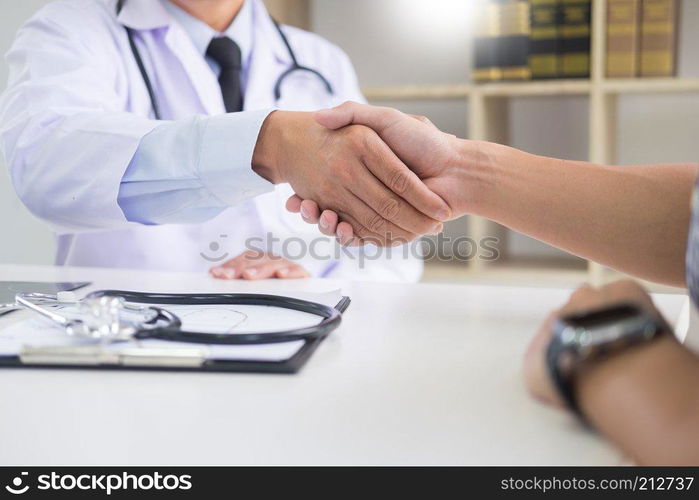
left=210, top=250, right=310, bottom=280
left=287, top=102, right=493, bottom=244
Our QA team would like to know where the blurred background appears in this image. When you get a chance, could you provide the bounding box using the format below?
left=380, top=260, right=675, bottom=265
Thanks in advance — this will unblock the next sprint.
left=1, top=0, right=698, bottom=289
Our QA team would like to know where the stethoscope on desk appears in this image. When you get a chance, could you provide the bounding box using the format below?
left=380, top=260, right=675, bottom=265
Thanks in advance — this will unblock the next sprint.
left=116, top=0, right=335, bottom=120
left=15, top=290, right=346, bottom=345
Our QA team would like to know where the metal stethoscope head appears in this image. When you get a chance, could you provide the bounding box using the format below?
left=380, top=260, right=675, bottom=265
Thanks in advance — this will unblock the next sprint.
left=14, top=292, right=177, bottom=342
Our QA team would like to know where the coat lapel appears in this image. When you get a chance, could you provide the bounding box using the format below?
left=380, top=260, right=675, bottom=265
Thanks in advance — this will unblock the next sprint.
left=117, top=0, right=225, bottom=115
left=163, top=23, right=225, bottom=115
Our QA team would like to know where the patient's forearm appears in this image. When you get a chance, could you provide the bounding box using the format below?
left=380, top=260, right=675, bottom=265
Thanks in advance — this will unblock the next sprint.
left=464, top=141, right=698, bottom=286
left=576, top=337, right=699, bottom=465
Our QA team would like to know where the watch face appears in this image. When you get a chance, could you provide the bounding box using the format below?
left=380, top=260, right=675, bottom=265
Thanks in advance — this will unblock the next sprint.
left=558, top=303, right=659, bottom=354
left=562, top=304, right=643, bottom=329
left=549, top=303, right=663, bottom=412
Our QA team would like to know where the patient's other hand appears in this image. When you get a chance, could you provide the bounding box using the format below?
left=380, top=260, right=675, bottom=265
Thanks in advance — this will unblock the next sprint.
left=210, top=250, right=310, bottom=280
left=523, top=280, right=665, bottom=408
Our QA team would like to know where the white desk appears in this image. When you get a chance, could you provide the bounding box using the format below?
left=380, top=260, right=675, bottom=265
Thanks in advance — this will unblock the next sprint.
left=0, top=264, right=687, bottom=465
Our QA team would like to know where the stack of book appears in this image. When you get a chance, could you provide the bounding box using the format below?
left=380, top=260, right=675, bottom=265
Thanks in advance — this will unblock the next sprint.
left=606, top=0, right=679, bottom=78
left=474, top=0, right=531, bottom=82
left=474, top=0, right=592, bottom=82
left=473, top=0, right=680, bottom=82
left=529, top=0, right=593, bottom=79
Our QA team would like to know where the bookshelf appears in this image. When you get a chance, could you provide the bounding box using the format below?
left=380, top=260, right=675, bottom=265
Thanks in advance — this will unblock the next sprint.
left=362, top=0, right=696, bottom=288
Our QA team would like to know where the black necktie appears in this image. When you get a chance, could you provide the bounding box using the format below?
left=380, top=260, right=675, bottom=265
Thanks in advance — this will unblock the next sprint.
left=206, top=37, right=243, bottom=112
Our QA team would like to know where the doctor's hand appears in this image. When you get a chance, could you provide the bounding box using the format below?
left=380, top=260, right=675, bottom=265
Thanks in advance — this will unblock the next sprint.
left=209, top=250, right=310, bottom=280
left=284, top=102, right=490, bottom=244
left=252, top=111, right=450, bottom=246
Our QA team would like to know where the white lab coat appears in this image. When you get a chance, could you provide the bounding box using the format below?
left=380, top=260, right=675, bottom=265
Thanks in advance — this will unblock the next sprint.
left=0, top=0, right=422, bottom=282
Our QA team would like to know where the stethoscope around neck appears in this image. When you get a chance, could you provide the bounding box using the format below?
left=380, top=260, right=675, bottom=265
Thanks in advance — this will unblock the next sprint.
left=116, top=0, right=335, bottom=120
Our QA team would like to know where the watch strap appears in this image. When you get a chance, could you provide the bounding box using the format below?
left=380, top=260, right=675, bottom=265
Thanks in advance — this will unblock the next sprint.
left=545, top=339, right=590, bottom=427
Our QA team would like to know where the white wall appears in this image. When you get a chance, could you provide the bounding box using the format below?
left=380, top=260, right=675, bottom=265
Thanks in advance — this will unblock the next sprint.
left=311, top=0, right=699, bottom=261
left=0, top=0, right=55, bottom=265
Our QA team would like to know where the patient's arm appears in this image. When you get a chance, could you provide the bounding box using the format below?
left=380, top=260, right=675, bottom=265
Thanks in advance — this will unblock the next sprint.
left=291, top=102, right=698, bottom=287
left=464, top=144, right=697, bottom=287
left=577, top=335, right=699, bottom=465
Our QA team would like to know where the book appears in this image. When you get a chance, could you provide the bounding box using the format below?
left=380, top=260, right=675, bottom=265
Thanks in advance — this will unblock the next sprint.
left=558, top=0, right=592, bottom=78
left=474, top=0, right=503, bottom=82
left=529, top=0, right=560, bottom=79
left=499, top=0, right=532, bottom=81
left=606, top=0, right=642, bottom=77
left=639, top=0, right=679, bottom=77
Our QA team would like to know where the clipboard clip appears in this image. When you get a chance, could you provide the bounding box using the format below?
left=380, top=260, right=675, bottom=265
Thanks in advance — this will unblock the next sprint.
left=19, top=345, right=205, bottom=368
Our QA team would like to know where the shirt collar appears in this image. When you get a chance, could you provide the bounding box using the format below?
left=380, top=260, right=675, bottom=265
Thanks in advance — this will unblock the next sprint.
left=159, top=0, right=254, bottom=66
left=116, top=0, right=171, bottom=30
left=116, top=0, right=292, bottom=65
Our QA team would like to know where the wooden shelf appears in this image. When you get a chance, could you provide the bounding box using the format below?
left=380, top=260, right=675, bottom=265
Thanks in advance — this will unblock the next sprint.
left=584, top=264, right=687, bottom=294
left=362, top=84, right=471, bottom=100
left=422, top=258, right=589, bottom=287
left=474, top=79, right=591, bottom=96
left=363, top=78, right=699, bottom=100
left=423, top=258, right=685, bottom=293
left=602, top=78, right=699, bottom=94
left=362, top=80, right=591, bottom=99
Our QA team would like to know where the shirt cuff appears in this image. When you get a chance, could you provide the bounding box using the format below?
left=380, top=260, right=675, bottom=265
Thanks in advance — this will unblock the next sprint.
left=198, top=109, right=276, bottom=206
left=686, top=178, right=699, bottom=307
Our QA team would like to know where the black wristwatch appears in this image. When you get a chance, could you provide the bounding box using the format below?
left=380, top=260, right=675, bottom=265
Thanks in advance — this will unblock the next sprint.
left=546, top=302, right=667, bottom=425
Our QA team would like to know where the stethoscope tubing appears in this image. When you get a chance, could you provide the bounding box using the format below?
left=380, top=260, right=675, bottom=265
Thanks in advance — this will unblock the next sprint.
left=86, top=290, right=342, bottom=345
left=116, top=0, right=335, bottom=120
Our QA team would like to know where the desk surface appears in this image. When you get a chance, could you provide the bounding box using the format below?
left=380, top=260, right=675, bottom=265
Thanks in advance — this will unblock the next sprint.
left=0, top=264, right=687, bottom=465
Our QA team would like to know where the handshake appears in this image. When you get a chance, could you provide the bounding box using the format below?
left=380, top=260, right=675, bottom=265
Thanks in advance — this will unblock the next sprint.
left=252, top=101, right=494, bottom=246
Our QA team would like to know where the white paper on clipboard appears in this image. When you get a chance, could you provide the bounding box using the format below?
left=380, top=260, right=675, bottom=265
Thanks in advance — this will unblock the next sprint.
left=0, top=289, right=344, bottom=362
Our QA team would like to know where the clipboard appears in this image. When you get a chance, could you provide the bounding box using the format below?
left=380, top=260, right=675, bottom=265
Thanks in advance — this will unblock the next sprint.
left=0, top=294, right=350, bottom=375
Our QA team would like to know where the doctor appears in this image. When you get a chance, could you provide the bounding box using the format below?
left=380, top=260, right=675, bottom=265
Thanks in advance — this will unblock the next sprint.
left=0, top=0, right=450, bottom=281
